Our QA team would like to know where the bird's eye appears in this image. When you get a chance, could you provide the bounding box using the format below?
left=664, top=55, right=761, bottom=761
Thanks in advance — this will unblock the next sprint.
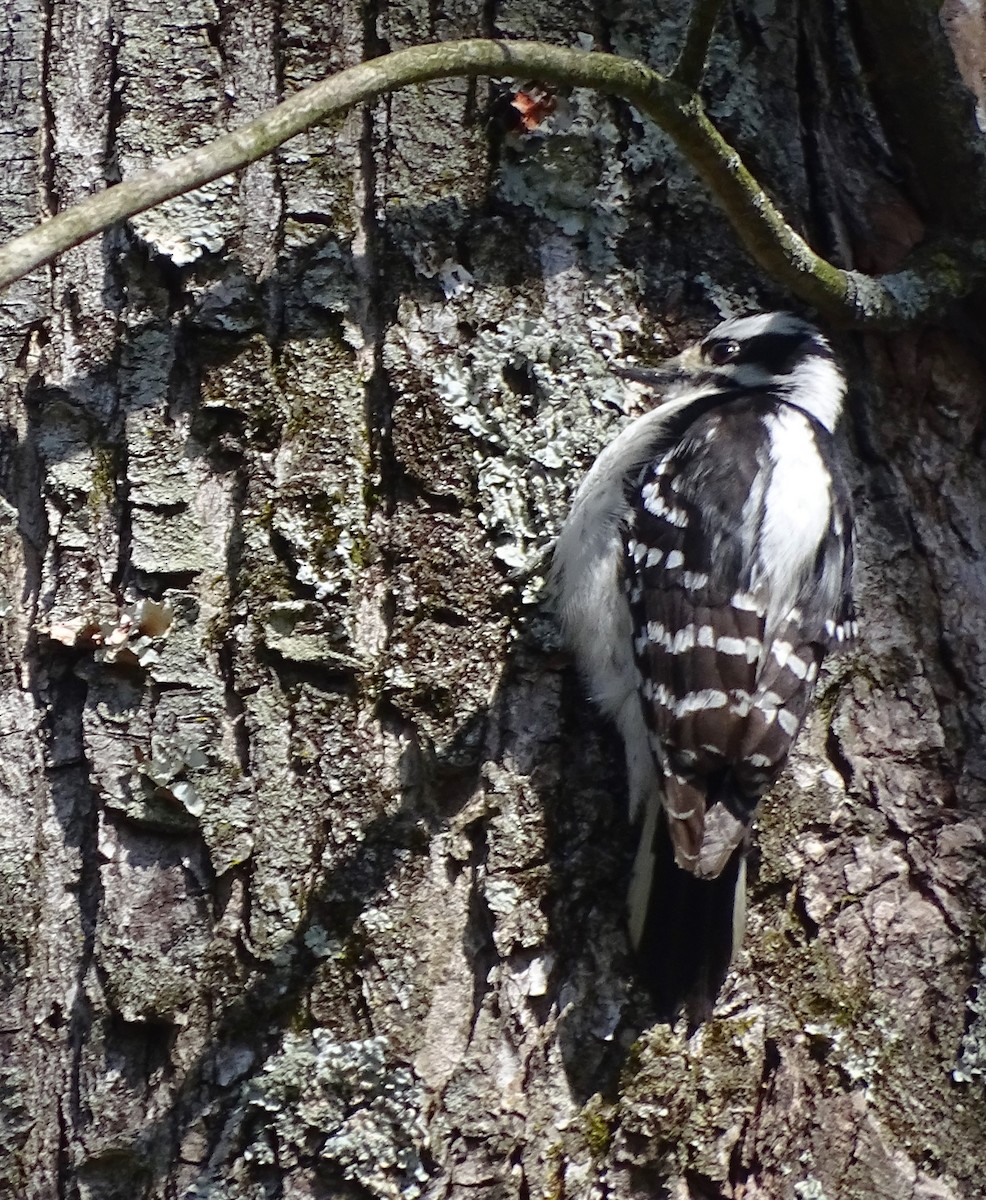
left=708, top=339, right=741, bottom=366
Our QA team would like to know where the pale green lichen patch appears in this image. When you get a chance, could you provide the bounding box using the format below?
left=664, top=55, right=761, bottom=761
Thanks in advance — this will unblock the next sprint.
left=580, top=1095, right=616, bottom=1159
left=269, top=340, right=370, bottom=624
left=197, top=334, right=289, bottom=452
left=262, top=599, right=365, bottom=670
left=412, top=295, right=639, bottom=591
left=217, top=1034, right=431, bottom=1198
left=129, top=179, right=239, bottom=266
left=794, top=1178, right=830, bottom=1200
left=953, top=960, right=986, bottom=1083
left=116, top=0, right=238, bottom=266
left=617, top=1012, right=764, bottom=1180
left=497, top=86, right=630, bottom=261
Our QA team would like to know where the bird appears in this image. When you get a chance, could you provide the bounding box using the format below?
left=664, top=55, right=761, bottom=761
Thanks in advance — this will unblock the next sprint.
left=551, top=311, right=856, bottom=1024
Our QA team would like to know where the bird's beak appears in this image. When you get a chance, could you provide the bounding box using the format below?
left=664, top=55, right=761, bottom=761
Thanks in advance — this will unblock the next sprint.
left=612, top=346, right=704, bottom=401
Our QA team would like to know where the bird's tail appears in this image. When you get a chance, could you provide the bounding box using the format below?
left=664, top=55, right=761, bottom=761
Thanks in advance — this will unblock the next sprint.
left=627, top=793, right=747, bottom=1026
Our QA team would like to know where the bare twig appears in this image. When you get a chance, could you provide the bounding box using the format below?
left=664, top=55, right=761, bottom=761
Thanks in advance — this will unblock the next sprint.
left=672, top=0, right=725, bottom=89
left=0, top=38, right=978, bottom=326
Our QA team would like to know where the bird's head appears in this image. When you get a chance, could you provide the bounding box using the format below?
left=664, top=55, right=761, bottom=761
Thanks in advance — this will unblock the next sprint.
left=617, top=312, right=846, bottom=432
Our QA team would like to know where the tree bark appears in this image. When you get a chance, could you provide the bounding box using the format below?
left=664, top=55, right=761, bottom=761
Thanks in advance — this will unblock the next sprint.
left=1, top=2, right=985, bottom=1198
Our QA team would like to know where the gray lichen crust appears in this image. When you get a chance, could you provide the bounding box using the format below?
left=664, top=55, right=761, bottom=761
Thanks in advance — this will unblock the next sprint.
left=189, top=1035, right=431, bottom=1198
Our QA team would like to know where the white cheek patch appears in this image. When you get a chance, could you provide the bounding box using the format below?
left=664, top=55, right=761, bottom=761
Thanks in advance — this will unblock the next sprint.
left=785, top=353, right=847, bottom=433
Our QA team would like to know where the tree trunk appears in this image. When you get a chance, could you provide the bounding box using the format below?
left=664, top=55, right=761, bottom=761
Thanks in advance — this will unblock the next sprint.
left=2, top=2, right=985, bottom=1197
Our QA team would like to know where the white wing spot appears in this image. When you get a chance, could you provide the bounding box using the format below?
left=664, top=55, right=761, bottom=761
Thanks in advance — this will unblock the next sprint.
left=644, top=484, right=689, bottom=527
left=732, top=591, right=765, bottom=615
left=777, top=709, right=800, bottom=736
left=675, top=689, right=727, bottom=715
left=786, top=654, right=809, bottom=680
left=669, top=625, right=697, bottom=654
left=642, top=484, right=667, bottom=516
left=666, top=550, right=685, bottom=569
left=771, top=640, right=793, bottom=667
left=646, top=620, right=667, bottom=644
left=717, top=635, right=762, bottom=663
left=645, top=547, right=663, bottom=568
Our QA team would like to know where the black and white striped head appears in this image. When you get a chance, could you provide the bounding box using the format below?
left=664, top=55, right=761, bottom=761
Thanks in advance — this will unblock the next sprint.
left=622, top=312, right=847, bottom=433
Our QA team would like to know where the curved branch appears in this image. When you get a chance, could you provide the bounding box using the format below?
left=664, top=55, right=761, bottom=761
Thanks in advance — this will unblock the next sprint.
left=0, top=38, right=978, bottom=327
left=672, top=0, right=725, bottom=89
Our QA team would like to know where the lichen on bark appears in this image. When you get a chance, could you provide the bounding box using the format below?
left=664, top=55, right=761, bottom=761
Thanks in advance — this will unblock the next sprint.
left=1, top=2, right=986, bottom=1199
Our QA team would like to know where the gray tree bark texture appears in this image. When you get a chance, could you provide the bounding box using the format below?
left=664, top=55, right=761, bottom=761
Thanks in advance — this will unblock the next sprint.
left=2, top=1, right=986, bottom=1198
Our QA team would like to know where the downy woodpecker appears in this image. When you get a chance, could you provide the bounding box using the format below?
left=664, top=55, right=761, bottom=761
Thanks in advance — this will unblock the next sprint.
left=552, top=312, right=855, bottom=1023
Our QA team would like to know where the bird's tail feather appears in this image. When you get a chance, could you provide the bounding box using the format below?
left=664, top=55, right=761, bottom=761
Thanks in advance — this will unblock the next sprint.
left=628, top=798, right=747, bottom=1026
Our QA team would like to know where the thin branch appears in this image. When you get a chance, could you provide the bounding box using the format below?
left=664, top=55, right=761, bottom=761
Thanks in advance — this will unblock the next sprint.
left=672, top=0, right=725, bottom=90
left=0, top=38, right=978, bottom=327
left=646, top=89, right=986, bottom=326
